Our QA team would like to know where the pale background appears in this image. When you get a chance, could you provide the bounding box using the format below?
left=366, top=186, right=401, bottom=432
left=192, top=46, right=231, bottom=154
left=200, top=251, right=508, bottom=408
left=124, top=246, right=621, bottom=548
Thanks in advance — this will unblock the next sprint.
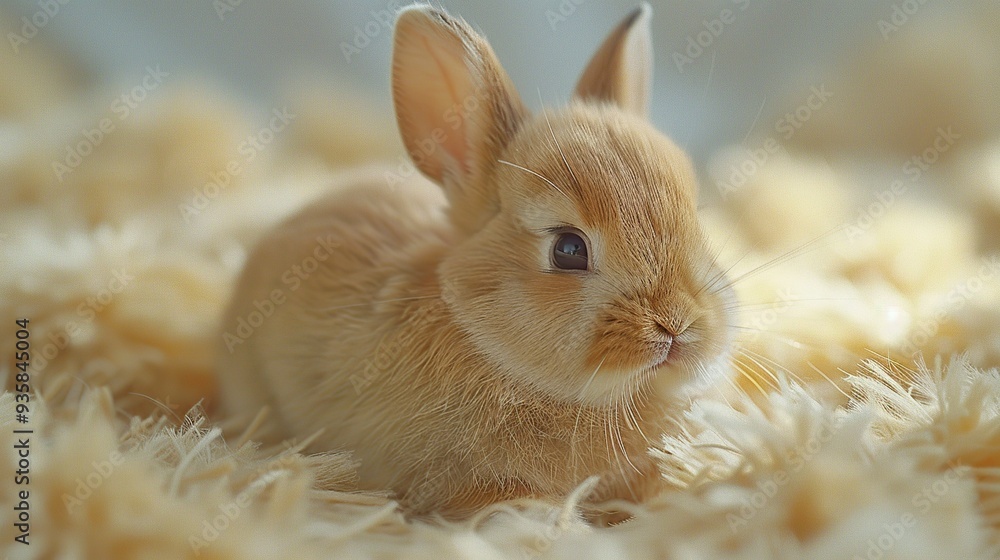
left=5, top=0, right=987, bottom=162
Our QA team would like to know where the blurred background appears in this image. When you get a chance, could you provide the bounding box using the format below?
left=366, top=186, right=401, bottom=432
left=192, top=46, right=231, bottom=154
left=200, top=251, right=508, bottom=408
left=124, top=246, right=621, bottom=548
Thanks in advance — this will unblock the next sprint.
left=3, top=0, right=998, bottom=165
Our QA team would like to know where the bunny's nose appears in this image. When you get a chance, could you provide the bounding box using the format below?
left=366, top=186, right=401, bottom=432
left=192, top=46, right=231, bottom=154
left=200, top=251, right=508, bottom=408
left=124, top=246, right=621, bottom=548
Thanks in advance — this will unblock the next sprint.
left=650, top=331, right=678, bottom=367
left=653, top=318, right=682, bottom=340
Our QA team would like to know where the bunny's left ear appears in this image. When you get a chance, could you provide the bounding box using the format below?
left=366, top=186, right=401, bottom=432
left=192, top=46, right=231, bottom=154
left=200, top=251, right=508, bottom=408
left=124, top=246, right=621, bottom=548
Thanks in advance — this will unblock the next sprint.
left=573, top=3, right=653, bottom=117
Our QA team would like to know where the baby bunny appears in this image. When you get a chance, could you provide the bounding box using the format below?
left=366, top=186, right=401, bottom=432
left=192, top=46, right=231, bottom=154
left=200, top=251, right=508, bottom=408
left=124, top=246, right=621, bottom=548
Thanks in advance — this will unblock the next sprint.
left=217, top=3, right=735, bottom=518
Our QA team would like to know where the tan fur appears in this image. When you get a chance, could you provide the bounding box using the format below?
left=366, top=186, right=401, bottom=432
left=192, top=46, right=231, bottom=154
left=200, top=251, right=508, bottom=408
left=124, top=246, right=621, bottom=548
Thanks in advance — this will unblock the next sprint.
left=216, top=3, right=735, bottom=518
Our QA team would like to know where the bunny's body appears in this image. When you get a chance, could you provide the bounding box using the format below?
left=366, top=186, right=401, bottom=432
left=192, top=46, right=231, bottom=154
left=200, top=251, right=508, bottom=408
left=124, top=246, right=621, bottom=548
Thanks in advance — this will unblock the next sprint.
left=218, top=4, right=735, bottom=517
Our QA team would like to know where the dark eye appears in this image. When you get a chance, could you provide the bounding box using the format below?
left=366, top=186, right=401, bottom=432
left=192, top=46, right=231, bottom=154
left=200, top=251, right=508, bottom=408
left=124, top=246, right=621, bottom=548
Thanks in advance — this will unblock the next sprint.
left=552, top=230, right=589, bottom=271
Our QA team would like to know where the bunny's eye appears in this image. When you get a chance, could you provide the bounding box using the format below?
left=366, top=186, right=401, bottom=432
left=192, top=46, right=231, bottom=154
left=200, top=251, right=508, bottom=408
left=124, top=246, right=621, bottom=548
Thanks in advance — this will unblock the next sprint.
left=552, top=230, right=589, bottom=271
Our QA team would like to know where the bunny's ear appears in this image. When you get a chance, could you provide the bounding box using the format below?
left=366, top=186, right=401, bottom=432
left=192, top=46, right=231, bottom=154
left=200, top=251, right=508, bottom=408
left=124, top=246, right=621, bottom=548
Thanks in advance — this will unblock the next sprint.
left=573, top=3, right=653, bottom=117
left=392, top=4, right=527, bottom=232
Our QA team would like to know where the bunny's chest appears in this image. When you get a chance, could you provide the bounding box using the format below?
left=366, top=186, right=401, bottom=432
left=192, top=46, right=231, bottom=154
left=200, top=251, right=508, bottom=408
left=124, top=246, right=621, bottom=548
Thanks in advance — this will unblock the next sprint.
left=463, top=387, right=669, bottom=488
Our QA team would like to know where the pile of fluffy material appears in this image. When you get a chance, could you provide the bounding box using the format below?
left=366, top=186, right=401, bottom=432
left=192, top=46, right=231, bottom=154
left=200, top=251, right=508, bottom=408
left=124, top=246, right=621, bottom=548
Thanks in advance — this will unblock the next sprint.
left=2, top=9, right=1000, bottom=559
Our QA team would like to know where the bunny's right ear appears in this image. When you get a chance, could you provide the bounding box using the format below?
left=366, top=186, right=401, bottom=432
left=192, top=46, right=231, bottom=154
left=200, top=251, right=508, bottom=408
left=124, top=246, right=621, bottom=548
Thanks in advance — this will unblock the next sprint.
left=392, top=5, right=528, bottom=233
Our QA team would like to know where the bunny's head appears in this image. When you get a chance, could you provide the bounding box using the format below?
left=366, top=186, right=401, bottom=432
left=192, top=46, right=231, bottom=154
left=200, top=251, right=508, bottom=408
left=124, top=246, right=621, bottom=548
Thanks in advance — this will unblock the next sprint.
left=392, top=4, right=734, bottom=405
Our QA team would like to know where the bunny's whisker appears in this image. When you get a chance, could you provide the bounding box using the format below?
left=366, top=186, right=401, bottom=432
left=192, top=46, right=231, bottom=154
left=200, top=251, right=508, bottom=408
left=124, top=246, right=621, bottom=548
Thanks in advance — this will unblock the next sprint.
left=730, top=358, right=770, bottom=396
left=497, top=159, right=572, bottom=201
left=573, top=356, right=607, bottom=478
left=710, top=364, right=742, bottom=408
left=722, top=296, right=862, bottom=313
left=539, top=98, right=582, bottom=190
left=713, top=225, right=845, bottom=294
left=695, top=201, right=758, bottom=298
left=608, top=400, right=642, bottom=499
left=703, top=246, right=755, bottom=297
left=727, top=325, right=766, bottom=332
left=734, top=350, right=785, bottom=390
left=614, top=399, right=642, bottom=476
left=805, top=360, right=853, bottom=400
left=739, top=347, right=811, bottom=392
left=623, top=387, right=649, bottom=448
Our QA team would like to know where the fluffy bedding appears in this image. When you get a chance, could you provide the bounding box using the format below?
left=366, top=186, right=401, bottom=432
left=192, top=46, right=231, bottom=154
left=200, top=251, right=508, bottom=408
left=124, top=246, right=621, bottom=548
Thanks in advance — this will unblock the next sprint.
left=2, top=7, right=1000, bottom=559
